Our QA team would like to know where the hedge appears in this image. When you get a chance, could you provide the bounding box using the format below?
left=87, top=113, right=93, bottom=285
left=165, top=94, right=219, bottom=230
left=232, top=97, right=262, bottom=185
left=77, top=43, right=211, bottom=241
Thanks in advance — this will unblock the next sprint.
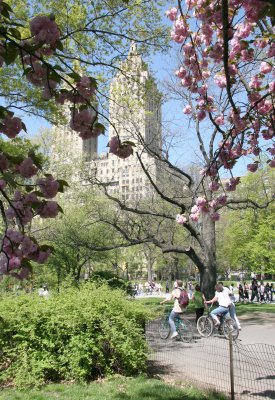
left=0, top=283, right=149, bottom=387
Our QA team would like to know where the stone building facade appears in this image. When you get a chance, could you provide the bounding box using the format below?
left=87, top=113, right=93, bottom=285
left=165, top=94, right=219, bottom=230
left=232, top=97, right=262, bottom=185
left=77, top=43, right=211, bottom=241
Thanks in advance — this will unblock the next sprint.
left=51, top=44, right=162, bottom=202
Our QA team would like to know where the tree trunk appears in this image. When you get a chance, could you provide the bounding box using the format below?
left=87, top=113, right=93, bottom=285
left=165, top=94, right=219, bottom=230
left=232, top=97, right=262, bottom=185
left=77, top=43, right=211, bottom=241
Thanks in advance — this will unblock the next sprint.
left=199, top=212, right=217, bottom=299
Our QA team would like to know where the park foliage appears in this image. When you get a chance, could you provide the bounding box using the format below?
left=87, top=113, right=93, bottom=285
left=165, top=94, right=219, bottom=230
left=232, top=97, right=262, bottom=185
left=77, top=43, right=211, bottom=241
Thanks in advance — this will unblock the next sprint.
left=0, top=283, right=149, bottom=387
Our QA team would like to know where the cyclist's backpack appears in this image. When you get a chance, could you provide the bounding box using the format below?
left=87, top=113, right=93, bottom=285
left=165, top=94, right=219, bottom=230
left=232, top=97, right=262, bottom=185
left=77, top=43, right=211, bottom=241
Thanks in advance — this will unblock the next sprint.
left=178, top=288, right=189, bottom=307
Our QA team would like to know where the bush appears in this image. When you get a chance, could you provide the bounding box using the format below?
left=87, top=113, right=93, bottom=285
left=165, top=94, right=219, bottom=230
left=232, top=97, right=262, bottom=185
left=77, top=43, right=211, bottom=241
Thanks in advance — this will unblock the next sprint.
left=0, top=283, right=149, bottom=387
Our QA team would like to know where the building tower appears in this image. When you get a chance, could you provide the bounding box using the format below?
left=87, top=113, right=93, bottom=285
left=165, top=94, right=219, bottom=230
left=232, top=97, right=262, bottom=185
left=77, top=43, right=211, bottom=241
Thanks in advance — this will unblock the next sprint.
left=108, top=42, right=162, bottom=154
left=90, top=44, right=162, bottom=202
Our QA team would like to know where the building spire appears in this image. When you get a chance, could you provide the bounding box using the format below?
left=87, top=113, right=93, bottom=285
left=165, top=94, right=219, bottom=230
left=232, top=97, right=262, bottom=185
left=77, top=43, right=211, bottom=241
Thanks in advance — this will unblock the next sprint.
left=129, top=41, right=138, bottom=56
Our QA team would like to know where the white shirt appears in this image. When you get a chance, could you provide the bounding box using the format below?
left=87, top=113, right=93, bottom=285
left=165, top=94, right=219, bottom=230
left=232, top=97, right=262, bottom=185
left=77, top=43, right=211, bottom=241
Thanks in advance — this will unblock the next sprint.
left=215, top=288, right=232, bottom=307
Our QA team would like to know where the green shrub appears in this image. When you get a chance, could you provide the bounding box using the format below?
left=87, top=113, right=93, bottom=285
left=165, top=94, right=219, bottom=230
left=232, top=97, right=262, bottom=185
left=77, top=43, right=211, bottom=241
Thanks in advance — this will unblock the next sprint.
left=0, top=283, right=149, bottom=387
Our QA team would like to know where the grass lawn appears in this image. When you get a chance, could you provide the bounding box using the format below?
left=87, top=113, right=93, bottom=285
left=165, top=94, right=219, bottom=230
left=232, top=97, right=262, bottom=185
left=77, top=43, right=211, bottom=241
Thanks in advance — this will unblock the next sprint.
left=0, top=375, right=227, bottom=400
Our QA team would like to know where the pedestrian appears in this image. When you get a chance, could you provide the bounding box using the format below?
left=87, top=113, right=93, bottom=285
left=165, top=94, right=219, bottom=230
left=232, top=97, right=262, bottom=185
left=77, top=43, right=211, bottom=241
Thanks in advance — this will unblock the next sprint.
left=265, top=283, right=270, bottom=302
left=192, top=284, right=205, bottom=323
left=38, top=285, right=44, bottom=297
left=238, top=283, right=244, bottom=303
left=250, top=279, right=259, bottom=302
left=243, top=282, right=249, bottom=302
left=259, top=281, right=265, bottom=303
left=42, top=286, right=49, bottom=298
left=188, top=281, right=194, bottom=299
left=270, top=283, right=274, bottom=302
left=160, top=280, right=188, bottom=339
left=165, top=279, right=170, bottom=293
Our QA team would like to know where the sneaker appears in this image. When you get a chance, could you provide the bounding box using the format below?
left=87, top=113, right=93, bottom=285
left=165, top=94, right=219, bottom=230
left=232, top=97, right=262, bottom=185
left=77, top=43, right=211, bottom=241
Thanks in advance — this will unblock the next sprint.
left=171, top=332, right=179, bottom=339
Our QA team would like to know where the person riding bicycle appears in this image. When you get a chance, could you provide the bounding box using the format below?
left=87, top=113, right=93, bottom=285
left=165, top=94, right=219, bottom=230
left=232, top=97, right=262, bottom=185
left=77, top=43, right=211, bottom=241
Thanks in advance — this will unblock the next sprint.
left=160, top=279, right=187, bottom=338
left=204, top=283, right=231, bottom=326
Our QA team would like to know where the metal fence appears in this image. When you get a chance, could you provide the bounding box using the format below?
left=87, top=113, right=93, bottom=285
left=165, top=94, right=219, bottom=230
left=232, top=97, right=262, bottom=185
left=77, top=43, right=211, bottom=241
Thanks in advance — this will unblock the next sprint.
left=146, top=318, right=275, bottom=399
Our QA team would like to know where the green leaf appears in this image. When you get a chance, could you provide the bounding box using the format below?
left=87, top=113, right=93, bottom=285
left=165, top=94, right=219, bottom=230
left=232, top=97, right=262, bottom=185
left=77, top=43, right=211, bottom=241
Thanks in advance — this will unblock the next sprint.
left=55, top=40, right=64, bottom=52
left=25, top=185, right=34, bottom=192
left=57, top=204, right=64, bottom=213
left=3, top=42, right=19, bottom=65
left=9, top=28, right=21, bottom=40
left=67, top=72, right=81, bottom=82
left=31, top=190, right=45, bottom=197
left=94, top=122, right=105, bottom=133
left=123, top=141, right=135, bottom=147
left=5, top=153, right=24, bottom=164
left=2, top=171, right=17, bottom=188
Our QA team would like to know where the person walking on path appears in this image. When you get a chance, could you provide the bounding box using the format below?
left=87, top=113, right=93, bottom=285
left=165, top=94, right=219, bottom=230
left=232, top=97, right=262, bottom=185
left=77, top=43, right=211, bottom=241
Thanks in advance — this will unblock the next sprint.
left=192, top=284, right=205, bottom=323
left=160, top=280, right=187, bottom=339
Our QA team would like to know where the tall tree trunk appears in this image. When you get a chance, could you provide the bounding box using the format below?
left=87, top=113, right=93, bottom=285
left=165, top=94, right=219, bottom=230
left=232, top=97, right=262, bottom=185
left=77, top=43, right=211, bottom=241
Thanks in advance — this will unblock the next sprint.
left=199, top=213, right=217, bottom=299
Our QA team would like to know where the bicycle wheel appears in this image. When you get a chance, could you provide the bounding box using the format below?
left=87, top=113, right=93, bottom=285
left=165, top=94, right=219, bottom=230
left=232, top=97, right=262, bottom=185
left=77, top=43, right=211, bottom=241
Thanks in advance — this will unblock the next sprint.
left=178, top=319, right=193, bottom=342
left=159, top=318, right=170, bottom=339
left=197, top=316, right=214, bottom=337
left=222, top=318, right=239, bottom=341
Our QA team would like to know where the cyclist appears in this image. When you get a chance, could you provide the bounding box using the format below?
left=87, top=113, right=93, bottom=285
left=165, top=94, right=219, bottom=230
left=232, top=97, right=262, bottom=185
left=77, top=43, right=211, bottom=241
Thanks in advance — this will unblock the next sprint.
left=204, top=283, right=231, bottom=326
left=219, top=281, right=241, bottom=330
left=160, top=279, right=187, bottom=338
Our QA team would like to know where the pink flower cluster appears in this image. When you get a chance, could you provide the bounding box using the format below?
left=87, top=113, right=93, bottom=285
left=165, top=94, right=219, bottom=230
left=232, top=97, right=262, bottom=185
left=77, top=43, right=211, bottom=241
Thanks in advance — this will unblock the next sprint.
left=0, top=116, right=23, bottom=139
left=5, top=181, right=60, bottom=224
left=70, top=109, right=103, bottom=140
left=38, top=175, right=59, bottom=198
left=30, top=16, right=60, bottom=47
left=176, top=214, right=187, bottom=224
left=0, top=229, right=51, bottom=279
left=109, top=136, right=133, bottom=159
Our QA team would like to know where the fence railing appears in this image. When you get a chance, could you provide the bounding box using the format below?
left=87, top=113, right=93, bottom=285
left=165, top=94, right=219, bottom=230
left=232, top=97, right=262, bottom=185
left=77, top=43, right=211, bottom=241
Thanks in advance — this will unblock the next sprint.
left=146, top=319, right=275, bottom=400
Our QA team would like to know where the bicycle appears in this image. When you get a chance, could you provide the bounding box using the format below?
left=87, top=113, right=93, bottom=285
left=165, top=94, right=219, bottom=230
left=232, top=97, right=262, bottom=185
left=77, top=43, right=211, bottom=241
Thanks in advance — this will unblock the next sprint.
left=197, top=305, right=239, bottom=340
left=159, top=310, right=193, bottom=342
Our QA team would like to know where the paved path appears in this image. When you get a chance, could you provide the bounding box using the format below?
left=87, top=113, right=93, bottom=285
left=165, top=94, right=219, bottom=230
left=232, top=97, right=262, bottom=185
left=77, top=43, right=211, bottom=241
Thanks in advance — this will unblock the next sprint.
left=146, top=312, right=275, bottom=399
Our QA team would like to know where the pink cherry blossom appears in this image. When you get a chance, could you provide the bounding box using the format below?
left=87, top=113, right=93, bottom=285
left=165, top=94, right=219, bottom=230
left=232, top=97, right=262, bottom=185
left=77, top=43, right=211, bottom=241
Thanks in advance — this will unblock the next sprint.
left=0, top=153, right=9, bottom=170
left=214, top=74, right=226, bottom=88
left=18, top=157, right=38, bottom=178
left=249, top=75, right=262, bottom=89
left=165, top=7, right=177, bottom=21
left=0, top=179, right=6, bottom=190
left=190, top=213, right=200, bottom=222
left=30, top=16, right=60, bottom=47
left=259, top=62, right=272, bottom=74
left=183, top=105, right=192, bottom=114
left=197, top=110, right=206, bottom=121
left=209, top=181, right=220, bottom=191
left=1, top=116, right=23, bottom=138
left=247, top=163, right=258, bottom=172
left=176, top=214, right=187, bottom=224
left=32, top=249, right=51, bottom=263
left=215, top=115, right=224, bottom=125
left=38, top=175, right=59, bottom=198
left=109, top=136, right=133, bottom=159
left=70, top=109, right=96, bottom=134
left=269, top=82, right=275, bottom=93
left=217, top=195, right=227, bottom=206
left=210, top=212, right=220, bottom=221
left=196, top=197, right=207, bottom=207
left=76, top=76, right=96, bottom=100
left=39, top=201, right=59, bottom=218
left=225, top=177, right=240, bottom=191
